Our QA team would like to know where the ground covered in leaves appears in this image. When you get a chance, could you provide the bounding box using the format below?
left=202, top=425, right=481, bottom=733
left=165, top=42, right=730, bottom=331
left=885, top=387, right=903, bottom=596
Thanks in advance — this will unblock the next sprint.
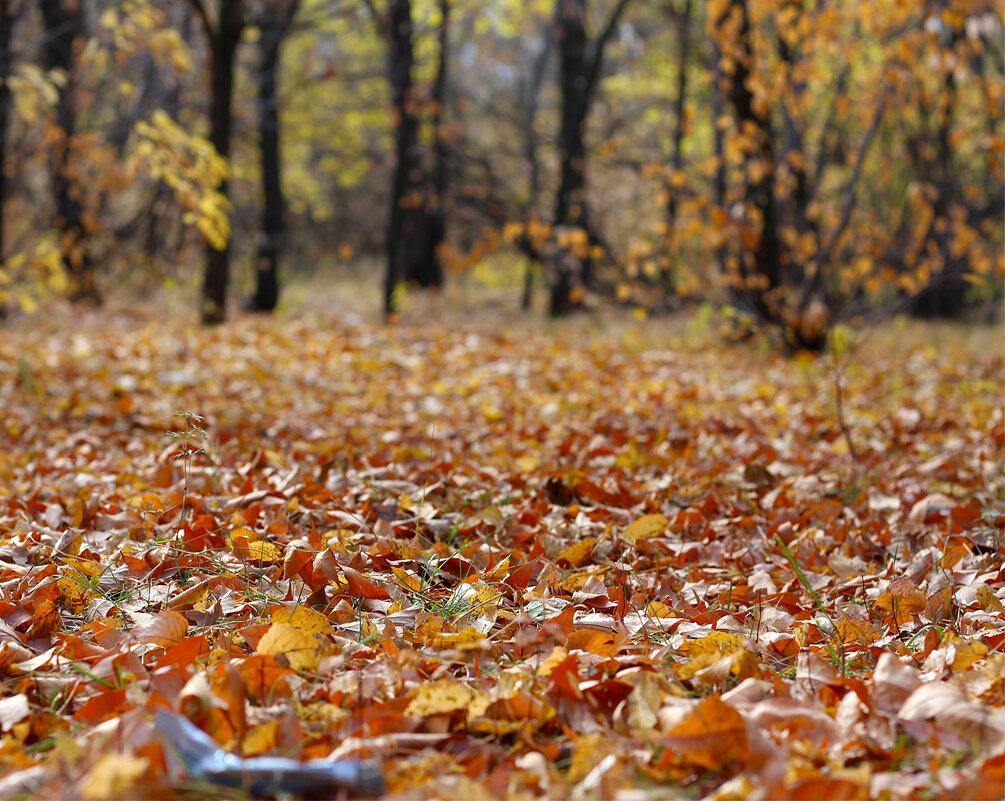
left=0, top=308, right=1002, bottom=800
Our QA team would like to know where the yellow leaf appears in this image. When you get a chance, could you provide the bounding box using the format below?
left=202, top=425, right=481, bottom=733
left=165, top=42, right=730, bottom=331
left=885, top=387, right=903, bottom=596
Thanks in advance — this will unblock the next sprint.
left=568, top=734, right=617, bottom=783
left=242, top=720, right=280, bottom=757
left=537, top=646, right=569, bottom=679
left=272, top=606, right=334, bottom=637
left=951, top=639, right=988, bottom=671
left=619, top=513, right=668, bottom=544
left=645, top=600, right=677, bottom=618
left=556, top=538, right=596, bottom=567
left=257, top=622, right=321, bottom=672
left=430, top=627, right=486, bottom=649
left=81, top=754, right=149, bottom=801
left=405, top=680, right=481, bottom=717
left=57, top=575, right=95, bottom=614
left=359, top=615, right=380, bottom=642
left=676, top=632, right=747, bottom=681
left=976, top=584, right=1005, bottom=615
left=516, top=454, right=539, bottom=472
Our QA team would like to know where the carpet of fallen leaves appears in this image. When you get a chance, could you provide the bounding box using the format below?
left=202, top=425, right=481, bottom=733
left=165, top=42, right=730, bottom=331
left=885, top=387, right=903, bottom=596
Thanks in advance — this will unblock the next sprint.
left=0, top=308, right=1002, bottom=801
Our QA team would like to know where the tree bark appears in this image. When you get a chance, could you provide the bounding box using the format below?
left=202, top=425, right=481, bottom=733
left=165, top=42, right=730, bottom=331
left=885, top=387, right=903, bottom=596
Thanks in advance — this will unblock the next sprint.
left=249, top=0, right=298, bottom=313
left=717, top=0, right=781, bottom=320
left=911, top=26, right=966, bottom=318
left=384, top=0, right=419, bottom=317
left=200, top=0, right=244, bottom=325
left=0, top=1, right=16, bottom=270
left=402, top=0, right=449, bottom=290
left=550, top=0, right=630, bottom=315
left=39, top=0, right=98, bottom=304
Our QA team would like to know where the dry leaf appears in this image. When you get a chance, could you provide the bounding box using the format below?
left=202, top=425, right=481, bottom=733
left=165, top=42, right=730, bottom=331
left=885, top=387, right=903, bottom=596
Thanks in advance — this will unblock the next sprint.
left=619, top=514, right=669, bottom=544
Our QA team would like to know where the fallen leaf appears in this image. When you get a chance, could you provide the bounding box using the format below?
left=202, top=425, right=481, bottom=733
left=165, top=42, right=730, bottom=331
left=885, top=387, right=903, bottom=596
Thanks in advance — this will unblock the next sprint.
left=257, top=622, right=322, bottom=672
left=663, top=694, right=748, bottom=771
left=619, top=513, right=669, bottom=544
left=80, top=754, right=149, bottom=801
left=134, top=611, right=188, bottom=647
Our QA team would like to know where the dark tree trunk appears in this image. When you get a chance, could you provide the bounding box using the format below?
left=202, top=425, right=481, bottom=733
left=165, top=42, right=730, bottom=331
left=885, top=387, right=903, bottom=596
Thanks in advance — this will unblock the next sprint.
left=911, top=27, right=966, bottom=319
left=200, top=0, right=244, bottom=325
left=0, top=1, right=16, bottom=270
left=39, top=0, right=98, bottom=304
left=249, top=1, right=298, bottom=313
left=549, top=0, right=630, bottom=316
left=555, top=0, right=589, bottom=232
left=718, top=0, right=781, bottom=319
left=403, top=0, right=449, bottom=290
left=385, top=0, right=419, bottom=317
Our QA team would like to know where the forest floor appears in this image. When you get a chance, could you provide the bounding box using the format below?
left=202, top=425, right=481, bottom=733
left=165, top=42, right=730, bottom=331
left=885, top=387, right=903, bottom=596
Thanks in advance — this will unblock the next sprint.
left=0, top=302, right=1002, bottom=800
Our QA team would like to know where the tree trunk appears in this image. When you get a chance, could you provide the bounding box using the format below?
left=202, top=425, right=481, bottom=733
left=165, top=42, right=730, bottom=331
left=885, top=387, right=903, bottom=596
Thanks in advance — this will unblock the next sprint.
left=250, top=1, right=298, bottom=313
left=710, top=20, right=728, bottom=279
left=201, top=0, right=244, bottom=325
left=665, top=0, right=691, bottom=230
left=404, top=0, right=449, bottom=290
left=911, top=27, right=966, bottom=319
left=385, top=0, right=419, bottom=317
left=549, top=0, right=630, bottom=315
left=718, top=0, right=781, bottom=319
left=0, top=1, right=15, bottom=270
left=519, top=22, right=554, bottom=309
left=39, top=0, right=98, bottom=304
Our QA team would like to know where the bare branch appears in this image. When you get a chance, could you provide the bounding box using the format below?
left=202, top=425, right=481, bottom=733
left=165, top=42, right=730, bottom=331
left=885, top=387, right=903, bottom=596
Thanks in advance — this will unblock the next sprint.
left=584, top=0, right=631, bottom=99
left=185, top=0, right=215, bottom=41
left=798, top=87, right=887, bottom=309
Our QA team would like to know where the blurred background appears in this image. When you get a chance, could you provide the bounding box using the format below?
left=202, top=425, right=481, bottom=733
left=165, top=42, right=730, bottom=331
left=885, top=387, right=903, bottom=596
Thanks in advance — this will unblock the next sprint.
left=2, top=1, right=1002, bottom=346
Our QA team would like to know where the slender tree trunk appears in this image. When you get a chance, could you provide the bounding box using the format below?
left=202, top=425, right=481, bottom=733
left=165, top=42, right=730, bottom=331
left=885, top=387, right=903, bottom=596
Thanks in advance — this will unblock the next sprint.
left=665, top=0, right=691, bottom=229
left=385, top=0, right=418, bottom=317
left=551, top=0, right=592, bottom=315
left=0, top=1, right=15, bottom=270
left=710, top=26, right=728, bottom=279
left=201, top=0, right=244, bottom=325
left=519, top=23, right=554, bottom=309
left=39, top=0, right=98, bottom=304
left=250, top=1, right=298, bottom=313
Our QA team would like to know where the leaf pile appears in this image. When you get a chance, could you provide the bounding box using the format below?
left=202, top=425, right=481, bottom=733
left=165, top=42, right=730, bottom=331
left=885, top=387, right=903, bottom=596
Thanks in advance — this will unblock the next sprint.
left=0, top=313, right=1002, bottom=800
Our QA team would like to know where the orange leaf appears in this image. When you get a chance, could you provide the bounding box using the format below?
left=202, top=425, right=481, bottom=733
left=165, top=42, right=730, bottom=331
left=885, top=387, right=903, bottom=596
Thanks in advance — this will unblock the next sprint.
left=662, top=694, right=748, bottom=771
left=566, top=629, right=617, bottom=656
left=26, top=600, right=61, bottom=640
left=340, top=565, right=390, bottom=600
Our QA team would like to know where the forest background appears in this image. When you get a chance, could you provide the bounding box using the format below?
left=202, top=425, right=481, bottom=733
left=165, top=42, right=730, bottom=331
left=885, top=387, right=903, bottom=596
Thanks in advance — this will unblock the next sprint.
left=0, top=0, right=1002, bottom=338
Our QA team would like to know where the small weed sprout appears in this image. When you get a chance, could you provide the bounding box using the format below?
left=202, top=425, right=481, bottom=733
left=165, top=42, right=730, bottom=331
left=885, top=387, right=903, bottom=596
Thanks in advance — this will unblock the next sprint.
left=169, top=411, right=207, bottom=523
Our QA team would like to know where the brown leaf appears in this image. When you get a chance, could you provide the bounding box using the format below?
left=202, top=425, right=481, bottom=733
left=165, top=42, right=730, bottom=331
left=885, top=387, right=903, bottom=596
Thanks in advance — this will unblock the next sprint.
left=134, top=611, right=188, bottom=647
